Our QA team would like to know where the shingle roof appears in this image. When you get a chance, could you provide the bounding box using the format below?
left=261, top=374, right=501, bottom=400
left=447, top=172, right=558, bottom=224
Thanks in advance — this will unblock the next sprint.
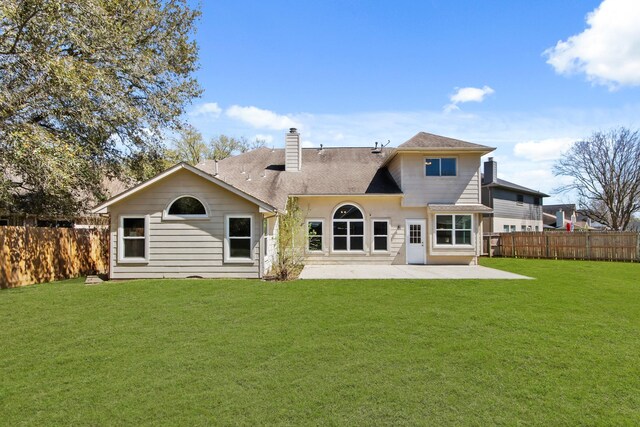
left=398, top=132, right=495, bottom=152
left=197, top=147, right=402, bottom=211
left=482, top=175, right=549, bottom=197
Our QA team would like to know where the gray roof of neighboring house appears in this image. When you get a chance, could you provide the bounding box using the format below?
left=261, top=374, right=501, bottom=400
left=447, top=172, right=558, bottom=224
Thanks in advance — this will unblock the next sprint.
left=198, top=147, right=402, bottom=211
left=397, top=132, right=495, bottom=152
left=482, top=175, right=550, bottom=197
left=543, top=203, right=576, bottom=214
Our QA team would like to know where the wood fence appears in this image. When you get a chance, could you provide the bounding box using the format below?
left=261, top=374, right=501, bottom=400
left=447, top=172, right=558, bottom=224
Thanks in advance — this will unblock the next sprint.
left=0, top=226, right=109, bottom=288
left=492, top=231, right=640, bottom=262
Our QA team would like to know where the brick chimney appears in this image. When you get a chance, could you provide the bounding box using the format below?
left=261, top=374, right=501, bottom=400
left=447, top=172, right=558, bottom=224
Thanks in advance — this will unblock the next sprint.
left=285, top=128, right=301, bottom=172
left=484, top=157, right=497, bottom=184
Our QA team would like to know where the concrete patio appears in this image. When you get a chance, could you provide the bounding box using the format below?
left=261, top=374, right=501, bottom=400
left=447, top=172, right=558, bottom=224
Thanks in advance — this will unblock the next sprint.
left=299, top=264, right=532, bottom=280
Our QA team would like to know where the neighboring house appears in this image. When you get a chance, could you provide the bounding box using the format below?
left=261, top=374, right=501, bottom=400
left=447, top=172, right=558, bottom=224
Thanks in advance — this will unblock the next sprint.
left=92, top=130, right=495, bottom=279
left=481, top=158, right=548, bottom=232
left=542, top=204, right=603, bottom=230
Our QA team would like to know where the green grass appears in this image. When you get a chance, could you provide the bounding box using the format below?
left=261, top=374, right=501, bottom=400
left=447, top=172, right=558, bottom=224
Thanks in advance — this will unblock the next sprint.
left=1, top=259, right=639, bottom=425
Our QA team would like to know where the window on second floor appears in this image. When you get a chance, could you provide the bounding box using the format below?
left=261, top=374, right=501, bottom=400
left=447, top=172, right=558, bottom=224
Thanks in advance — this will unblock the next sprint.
left=425, top=158, right=456, bottom=177
left=517, top=194, right=524, bottom=205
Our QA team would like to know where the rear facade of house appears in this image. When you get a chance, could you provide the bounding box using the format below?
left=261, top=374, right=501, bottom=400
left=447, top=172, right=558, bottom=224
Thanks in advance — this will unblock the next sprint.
left=94, top=130, right=495, bottom=279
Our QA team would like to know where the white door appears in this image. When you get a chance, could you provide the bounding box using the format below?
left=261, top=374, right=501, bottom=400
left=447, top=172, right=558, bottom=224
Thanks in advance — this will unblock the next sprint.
left=406, top=219, right=426, bottom=264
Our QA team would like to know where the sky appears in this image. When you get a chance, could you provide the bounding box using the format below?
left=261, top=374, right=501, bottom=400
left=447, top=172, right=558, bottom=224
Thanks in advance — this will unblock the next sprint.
left=184, top=0, right=640, bottom=204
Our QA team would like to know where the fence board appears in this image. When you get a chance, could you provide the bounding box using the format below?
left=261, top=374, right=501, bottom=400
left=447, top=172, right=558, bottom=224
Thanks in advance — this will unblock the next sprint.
left=0, top=226, right=109, bottom=288
left=493, top=231, right=639, bottom=262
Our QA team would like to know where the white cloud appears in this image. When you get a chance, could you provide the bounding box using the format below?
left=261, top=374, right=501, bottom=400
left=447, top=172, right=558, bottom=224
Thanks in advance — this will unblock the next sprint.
left=190, top=102, right=222, bottom=117
left=444, top=86, right=494, bottom=112
left=301, top=140, right=314, bottom=148
left=226, top=105, right=300, bottom=130
left=544, top=0, right=640, bottom=88
left=513, top=137, right=577, bottom=162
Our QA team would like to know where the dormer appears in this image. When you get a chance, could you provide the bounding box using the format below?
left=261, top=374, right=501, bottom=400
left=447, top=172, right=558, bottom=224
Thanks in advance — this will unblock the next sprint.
left=384, top=132, right=495, bottom=207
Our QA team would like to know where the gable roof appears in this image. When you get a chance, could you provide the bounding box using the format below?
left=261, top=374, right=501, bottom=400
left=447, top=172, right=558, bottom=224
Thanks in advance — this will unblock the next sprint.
left=198, top=147, right=402, bottom=211
left=91, top=163, right=276, bottom=214
left=397, top=132, right=495, bottom=152
left=482, top=175, right=549, bottom=197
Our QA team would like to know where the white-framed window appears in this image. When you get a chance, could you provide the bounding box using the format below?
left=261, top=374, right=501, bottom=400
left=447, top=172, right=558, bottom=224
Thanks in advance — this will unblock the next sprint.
left=510, top=225, right=516, bottom=232
left=224, top=214, right=253, bottom=263
left=307, top=219, right=323, bottom=252
left=435, top=214, right=472, bottom=246
left=503, top=225, right=510, bottom=232
left=118, top=215, right=150, bottom=263
left=521, top=225, right=527, bottom=231
left=372, top=219, right=389, bottom=252
left=516, top=194, right=524, bottom=205
left=163, top=195, right=208, bottom=220
left=425, top=157, right=457, bottom=177
left=332, top=204, right=364, bottom=252
left=535, top=226, right=539, bottom=232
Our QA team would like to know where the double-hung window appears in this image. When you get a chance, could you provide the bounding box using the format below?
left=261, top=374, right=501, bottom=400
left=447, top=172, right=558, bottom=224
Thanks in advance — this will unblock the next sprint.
left=333, top=204, right=364, bottom=251
left=372, top=220, right=389, bottom=252
left=425, top=158, right=456, bottom=176
left=225, top=215, right=253, bottom=262
left=307, top=220, right=323, bottom=252
left=119, top=215, right=149, bottom=262
left=435, top=214, right=472, bottom=246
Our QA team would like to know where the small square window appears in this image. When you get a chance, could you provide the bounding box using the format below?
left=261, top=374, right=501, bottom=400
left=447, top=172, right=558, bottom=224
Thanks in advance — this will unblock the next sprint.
left=372, top=220, right=388, bottom=251
left=226, top=216, right=253, bottom=261
left=517, top=195, right=524, bottom=205
left=119, top=216, right=148, bottom=262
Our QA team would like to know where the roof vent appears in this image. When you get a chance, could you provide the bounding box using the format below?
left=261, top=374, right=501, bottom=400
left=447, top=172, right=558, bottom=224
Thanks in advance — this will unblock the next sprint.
left=372, top=141, right=382, bottom=154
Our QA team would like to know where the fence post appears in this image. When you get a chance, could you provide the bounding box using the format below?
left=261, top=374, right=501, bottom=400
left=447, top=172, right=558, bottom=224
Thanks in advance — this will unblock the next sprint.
left=586, top=232, right=591, bottom=260
left=512, top=233, right=516, bottom=258
left=545, top=234, right=550, bottom=259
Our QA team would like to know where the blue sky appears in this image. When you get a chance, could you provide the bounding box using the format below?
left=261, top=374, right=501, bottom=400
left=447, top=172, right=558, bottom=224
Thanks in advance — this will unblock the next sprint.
left=185, top=0, right=640, bottom=203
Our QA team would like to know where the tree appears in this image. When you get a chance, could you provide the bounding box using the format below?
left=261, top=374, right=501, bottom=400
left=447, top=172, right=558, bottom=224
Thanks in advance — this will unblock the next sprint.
left=0, top=0, right=201, bottom=215
left=553, top=127, right=640, bottom=230
left=169, top=125, right=208, bottom=165
left=271, top=197, right=306, bottom=280
left=209, top=135, right=267, bottom=160
left=209, top=135, right=248, bottom=160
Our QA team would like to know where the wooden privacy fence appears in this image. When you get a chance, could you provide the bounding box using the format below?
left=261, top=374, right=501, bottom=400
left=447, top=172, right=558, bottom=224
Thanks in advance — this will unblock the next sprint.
left=0, top=227, right=109, bottom=288
left=495, top=231, right=640, bottom=262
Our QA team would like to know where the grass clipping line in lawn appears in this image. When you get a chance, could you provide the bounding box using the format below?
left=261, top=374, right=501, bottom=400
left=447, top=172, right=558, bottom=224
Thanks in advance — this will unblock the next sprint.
left=1, top=258, right=639, bottom=425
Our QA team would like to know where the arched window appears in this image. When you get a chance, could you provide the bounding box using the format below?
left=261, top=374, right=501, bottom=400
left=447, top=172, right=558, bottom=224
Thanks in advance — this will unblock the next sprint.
left=165, top=196, right=208, bottom=219
left=333, top=204, right=364, bottom=251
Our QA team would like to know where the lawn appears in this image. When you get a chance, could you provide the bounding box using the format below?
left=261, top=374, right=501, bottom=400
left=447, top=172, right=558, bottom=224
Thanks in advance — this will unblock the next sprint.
left=1, top=258, right=639, bottom=425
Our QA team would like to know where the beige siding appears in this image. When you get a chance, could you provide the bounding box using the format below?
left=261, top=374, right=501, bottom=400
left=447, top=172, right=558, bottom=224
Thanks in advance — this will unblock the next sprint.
left=298, top=196, right=480, bottom=265
left=400, top=153, right=481, bottom=206
left=387, top=155, right=402, bottom=189
left=108, top=168, right=262, bottom=279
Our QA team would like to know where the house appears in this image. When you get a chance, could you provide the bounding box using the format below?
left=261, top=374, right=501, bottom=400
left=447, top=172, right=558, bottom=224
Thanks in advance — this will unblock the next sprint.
left=542, top=204, right=603, bottom=230
left=481, top=158, right=548, bottom=232
left=92, top=130, right=495, bottom=279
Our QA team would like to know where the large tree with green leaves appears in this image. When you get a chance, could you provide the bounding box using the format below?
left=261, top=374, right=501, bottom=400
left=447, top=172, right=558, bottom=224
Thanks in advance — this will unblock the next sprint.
left=169, top=124, right=208, bottom=166
left=554, top=127, right=640, bottom=230
left=0, top=0, right=201, bottom=215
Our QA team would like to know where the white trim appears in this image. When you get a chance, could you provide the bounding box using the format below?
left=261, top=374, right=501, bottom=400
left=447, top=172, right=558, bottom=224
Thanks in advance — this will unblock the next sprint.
left=92, top=163, right=275, bottom=214
left=306, top=219, right=324, bottom=253
left=117, top=215, right=150, bottom=264
left=224, top=214, right=254, bottom=263
left=162, top=194, right=210, bottom=220
left=371, top=219, right=390, bottom=253
left=330, top=202, right=366, bottom=253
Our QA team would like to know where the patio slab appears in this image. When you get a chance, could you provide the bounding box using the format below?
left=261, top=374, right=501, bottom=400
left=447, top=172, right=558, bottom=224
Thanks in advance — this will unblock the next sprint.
left=299, top=264, right=532, bottom=280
